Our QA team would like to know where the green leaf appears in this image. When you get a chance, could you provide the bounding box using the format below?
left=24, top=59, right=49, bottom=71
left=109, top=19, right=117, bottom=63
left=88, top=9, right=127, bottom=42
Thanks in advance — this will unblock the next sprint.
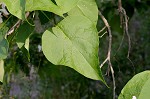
left=42, top=0, right=105, bottom=82
left=16, top=22, right=34, bottom=49
left=26, top=0, right=79, bottom=17
left=42, top=15, right=104, bottom=81
left=15, top=22, right=34, bottom=61
left=119, top=71, right=150, bottom=99
left=0, top=28, right=9, bottom=60
left=3, top=0, right=79, bottom=19
left=3, top=0, right=26, bottom=19
left=0, top=60, right=4, bottom=82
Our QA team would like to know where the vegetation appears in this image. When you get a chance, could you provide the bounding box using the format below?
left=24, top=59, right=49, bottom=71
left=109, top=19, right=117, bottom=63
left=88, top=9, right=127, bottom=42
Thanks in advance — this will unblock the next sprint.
left=0, top=0, right=150, bottom=99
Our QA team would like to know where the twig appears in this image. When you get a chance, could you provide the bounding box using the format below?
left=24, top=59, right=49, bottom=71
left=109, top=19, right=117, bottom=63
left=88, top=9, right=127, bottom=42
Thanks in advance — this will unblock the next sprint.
left=124, top=13, right=131, bottom=58
left=118, top=0, right=123, bottom=27
left=98, top=26, right=106, bottom=34
left=7, top=19, right=22, bottom=35
left=6, top=12, right=30, bottom=36
left=99, top=31, right=107, bottom=38
left=113, top=0, right=125, bottom=56
left=118, top=0, right=131, bottom=58
left=118, top=0, right=134, bottom=71
left=100, top=57, right=108, bottom=68
left=98, top=11, right=116, bottom=99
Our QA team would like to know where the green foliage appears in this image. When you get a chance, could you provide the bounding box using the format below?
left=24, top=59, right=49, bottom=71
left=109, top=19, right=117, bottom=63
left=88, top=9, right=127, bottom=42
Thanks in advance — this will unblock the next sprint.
left=42, top=0, right=103, bottom=81
left=0, top=0, right=150, bottom=98
left=119, top=71, right=150, bottom=99
left=26, top=0, right=79, bottom=17
left=0, top=0, right=105, bottom=82
left=3, top=0, right=79, bottom=18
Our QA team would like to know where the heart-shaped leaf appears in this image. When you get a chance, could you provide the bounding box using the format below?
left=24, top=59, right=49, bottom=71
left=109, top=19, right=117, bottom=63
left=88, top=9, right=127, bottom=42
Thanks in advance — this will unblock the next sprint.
left=42, top=15, right=104, bottom=81
left=42, top=0, right=105, bottom=82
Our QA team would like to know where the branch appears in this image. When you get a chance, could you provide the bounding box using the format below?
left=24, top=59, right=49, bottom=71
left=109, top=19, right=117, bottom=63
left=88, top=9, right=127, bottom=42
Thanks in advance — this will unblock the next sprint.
left=98, top=26, right=106, bottom=34
left=98, top=11, right=116, bottom=99
left=118, top=0, right=123, bottom=27
left=118, top=0, right=131, bottom=58
left=6, top=12, right=30, bottom=36
left=98, top=11, right=112, bottom=68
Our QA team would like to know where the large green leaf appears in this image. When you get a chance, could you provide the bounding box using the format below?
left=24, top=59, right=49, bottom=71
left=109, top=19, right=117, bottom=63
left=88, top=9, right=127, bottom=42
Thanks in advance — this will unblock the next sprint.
left=42, top=0, right=105, bottom=81
left=0, top=60, right=4, bottom=82
left=119, top=71, right=150, bottom=99
left=42, top=16, right=102, bottom=80
left=42, top=15, right=104, bottom=81
left=2, top=0, right=26, bottom=19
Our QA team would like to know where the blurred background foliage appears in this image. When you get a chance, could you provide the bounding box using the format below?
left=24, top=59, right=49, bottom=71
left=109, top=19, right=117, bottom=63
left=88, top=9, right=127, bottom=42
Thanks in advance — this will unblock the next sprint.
left=0, top=0, right=150, bottom=99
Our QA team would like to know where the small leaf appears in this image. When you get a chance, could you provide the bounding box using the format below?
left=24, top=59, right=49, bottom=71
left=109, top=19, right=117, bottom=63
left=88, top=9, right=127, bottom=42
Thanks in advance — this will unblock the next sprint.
left=15, top=22, right=33, bottom=61
left=119, top=71, right=150, bottom=99
left=0, top=60, right=4, bottom=82
left=16, top=22, right=34, bottom=49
